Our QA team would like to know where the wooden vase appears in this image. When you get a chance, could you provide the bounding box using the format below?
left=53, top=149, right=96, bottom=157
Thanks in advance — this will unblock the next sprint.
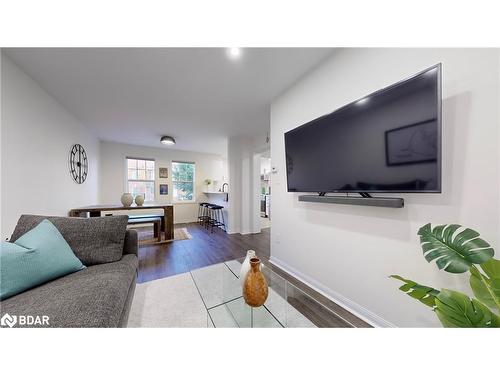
left=243, top=257, right=268, bottom=307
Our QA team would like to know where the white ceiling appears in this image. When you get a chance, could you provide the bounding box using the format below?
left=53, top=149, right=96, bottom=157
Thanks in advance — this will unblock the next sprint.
left=5, top=48, right=333, bottom=155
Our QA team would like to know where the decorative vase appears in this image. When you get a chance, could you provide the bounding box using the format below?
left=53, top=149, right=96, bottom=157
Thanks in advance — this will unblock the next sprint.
left=121, top=193, right=133, bottom=207
left=134, top=194, right=145, bottom=206
left=240, top=250, right=256, bottom=285
left=242, top=257, right=268, bottom=307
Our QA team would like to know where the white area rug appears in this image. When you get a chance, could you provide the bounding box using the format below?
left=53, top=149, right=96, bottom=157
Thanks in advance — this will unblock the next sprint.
left=128, top=260, right=315, bottom=328
left=128, top=273, right=207, bottom=327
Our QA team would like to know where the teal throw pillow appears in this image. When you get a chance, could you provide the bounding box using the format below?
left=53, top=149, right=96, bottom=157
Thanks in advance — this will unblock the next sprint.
left=0, top=219, right=85, bottom=300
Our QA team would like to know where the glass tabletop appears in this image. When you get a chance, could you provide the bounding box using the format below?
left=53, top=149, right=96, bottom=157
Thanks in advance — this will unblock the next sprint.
left=190, top=257, right=343, bottom=328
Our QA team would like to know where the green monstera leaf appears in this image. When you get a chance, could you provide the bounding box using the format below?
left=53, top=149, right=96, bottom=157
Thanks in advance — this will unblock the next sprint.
left=434, top=289, right=500, bottom=327
left=418, top=223, right=494, bottom=274
left=481, top=257, right=500, bottom=276
left=470, top=259, right=500, bottom=311
left=390, top=275, right=439, bottom=308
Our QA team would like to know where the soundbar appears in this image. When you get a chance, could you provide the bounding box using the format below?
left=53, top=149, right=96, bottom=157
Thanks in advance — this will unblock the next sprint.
left=298, top=195, right=404, bottom=208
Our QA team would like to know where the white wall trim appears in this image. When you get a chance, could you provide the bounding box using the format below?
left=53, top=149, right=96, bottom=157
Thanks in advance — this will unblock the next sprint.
left=269, top=256, right=397, bottom=328
left=240, top=230, right=261, bottom=235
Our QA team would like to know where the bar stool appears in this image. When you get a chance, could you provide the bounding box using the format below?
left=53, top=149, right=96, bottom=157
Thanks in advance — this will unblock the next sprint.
left=198, top=203, right=210, bottom=225
left=207, top=204, right=226, bottom=233
left=204, top=204, right=216, bottom=230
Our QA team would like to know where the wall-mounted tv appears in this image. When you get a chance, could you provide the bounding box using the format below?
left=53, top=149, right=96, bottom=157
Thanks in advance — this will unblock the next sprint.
left=284, top=64, right=442, bottom=194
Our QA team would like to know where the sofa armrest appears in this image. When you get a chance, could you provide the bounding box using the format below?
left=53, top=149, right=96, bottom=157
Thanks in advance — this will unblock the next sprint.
left=123, top=229, right=138, bottom=257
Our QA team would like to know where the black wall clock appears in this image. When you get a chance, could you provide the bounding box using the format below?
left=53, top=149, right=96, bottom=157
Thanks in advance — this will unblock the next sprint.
left=69, top=144, right=88, bottom=184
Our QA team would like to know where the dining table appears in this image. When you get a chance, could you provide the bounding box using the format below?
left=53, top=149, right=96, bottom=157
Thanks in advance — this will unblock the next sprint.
left=69, top=203, right=174, bottom=241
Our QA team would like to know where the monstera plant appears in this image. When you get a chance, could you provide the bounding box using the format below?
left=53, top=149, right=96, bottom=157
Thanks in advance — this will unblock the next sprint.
left=391, top=223, right=500, bottom=327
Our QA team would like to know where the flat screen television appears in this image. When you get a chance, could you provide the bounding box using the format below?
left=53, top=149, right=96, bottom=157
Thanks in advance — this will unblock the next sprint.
left=284, top=64, right=441, bottom=194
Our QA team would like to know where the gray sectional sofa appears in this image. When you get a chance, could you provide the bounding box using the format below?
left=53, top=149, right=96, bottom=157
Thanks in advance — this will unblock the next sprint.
left=1, top=215, right=138, bottom=328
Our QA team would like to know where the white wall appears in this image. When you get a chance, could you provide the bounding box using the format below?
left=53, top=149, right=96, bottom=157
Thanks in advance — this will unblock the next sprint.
left=1, top=53, right=100, bottom=239
left=270, top=48, right=500, bottom=327
left=260, top=157, right=271, bottom=175
left=99, top=140, right=226, bottom=224
left=0, top=50, right=3, bottom=237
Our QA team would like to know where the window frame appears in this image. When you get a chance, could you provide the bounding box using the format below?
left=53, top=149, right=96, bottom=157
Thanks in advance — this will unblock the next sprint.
left=125, top=157, right=156, bottom=202
left=171, top=160, right=196, bottom=203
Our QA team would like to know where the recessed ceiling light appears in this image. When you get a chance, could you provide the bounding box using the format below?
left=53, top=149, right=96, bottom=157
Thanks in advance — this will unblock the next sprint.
left=227, top=47, right=242, bottom=59
left=160, top=136, right=176, bottom=145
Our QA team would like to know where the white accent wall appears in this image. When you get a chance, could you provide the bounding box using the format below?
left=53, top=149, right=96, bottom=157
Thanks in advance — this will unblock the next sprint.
left=1, top=53, right=100, bottom=239
left=99, top=141, right=226, bottom=224
left=270, top=48, right=500, bottom=327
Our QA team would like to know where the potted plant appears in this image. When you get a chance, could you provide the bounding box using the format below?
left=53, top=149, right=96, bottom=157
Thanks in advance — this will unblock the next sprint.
left=391, top=223, right=500, bottom=327
left=204, top=179, right=212, bottom=192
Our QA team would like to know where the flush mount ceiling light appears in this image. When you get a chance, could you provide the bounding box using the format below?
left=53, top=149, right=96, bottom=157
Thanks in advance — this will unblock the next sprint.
left=227, top=47, right=242, bottom=59
left=160, top=136, right=176, bottom=145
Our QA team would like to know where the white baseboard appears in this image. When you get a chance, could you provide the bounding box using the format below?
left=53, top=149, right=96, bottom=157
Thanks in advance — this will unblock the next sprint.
left=240, top=230, right=261, bottom=235
left=269, top=256, right=396, bottom=328
left=229, top=226, right=261, bottom=235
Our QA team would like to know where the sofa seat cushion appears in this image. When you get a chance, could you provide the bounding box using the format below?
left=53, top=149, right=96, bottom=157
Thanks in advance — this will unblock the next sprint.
left=0, top=254, right=138, bottom=328
left=10, top=215, right=129, bottom=266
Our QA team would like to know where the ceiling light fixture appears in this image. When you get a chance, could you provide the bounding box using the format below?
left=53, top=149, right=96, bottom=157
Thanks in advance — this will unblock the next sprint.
left=160, top=136, right=176, bottom=145
left=227, top=47, right=242, bottom=59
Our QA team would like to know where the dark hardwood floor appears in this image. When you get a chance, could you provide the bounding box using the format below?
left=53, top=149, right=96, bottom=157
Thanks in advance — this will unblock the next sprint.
left=136, top=222, right=371, bottom=328
left=137, top=222, right=269, bottom=283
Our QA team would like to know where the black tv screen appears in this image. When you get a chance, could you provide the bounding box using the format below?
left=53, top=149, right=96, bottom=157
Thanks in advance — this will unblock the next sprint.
left=285, top=64, right=441, bottom=193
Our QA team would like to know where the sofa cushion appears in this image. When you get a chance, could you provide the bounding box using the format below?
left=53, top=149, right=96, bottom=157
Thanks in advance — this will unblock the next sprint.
left=1, top=220, right=85, bottom=300
left=10, top=215, right=129, bottom=266
left=0, top=254, right=138, bottom=328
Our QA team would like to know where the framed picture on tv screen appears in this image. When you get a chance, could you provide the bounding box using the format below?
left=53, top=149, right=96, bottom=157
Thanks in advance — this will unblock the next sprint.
left=385, top=119, right=438, bottom=166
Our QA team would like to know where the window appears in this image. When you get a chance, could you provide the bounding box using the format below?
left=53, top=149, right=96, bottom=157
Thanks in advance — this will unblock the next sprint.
left=172, top=161, right=195, bottom=202
left=127, top=158, right=155, bottom=202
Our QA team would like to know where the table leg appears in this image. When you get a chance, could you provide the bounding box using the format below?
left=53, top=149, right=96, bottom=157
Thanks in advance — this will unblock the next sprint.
left=164, top=206, right=174, bottom=240
left=154, top=222, right=159, bottom=238
left=156, top=221, right=161, bottom=242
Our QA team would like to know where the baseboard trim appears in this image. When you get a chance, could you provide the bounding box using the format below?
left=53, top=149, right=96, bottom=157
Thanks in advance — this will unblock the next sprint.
left=240, top=230, right=261, bottom=235
left=269, top=256, right=396, bottom=328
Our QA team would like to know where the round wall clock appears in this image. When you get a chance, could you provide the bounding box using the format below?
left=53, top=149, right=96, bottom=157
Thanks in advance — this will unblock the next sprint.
left=69, top=144, right=88, bottom=184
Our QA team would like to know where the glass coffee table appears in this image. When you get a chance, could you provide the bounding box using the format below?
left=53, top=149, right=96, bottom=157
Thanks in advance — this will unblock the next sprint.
left=190, top=257, right=349, bottom=328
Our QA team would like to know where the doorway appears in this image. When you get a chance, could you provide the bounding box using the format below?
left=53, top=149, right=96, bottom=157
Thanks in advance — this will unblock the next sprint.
left=260, top=154, right=271, bottom=229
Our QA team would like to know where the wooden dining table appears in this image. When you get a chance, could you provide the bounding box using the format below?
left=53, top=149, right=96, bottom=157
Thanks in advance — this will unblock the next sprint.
left=69, top=203, right=174, bottom=241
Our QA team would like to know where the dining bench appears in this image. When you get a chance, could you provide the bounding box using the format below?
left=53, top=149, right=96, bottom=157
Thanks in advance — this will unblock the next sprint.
left=128, top=215, right=162, bottom=242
